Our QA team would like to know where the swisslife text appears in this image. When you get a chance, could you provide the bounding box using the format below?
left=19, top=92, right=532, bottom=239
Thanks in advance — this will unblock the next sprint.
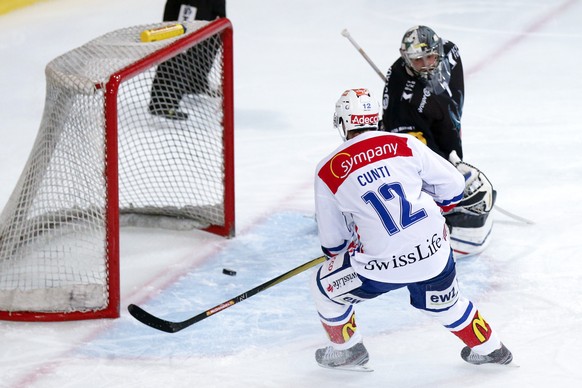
left=363, top=233, right=442, bottom=271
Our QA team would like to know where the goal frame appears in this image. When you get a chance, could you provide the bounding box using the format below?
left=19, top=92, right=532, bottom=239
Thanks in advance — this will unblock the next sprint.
left=0, top=18, right=235, bottom=322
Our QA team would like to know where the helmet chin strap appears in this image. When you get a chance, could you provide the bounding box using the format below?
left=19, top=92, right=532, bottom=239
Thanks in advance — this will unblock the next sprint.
left=339, top=121, right=348, bottom=141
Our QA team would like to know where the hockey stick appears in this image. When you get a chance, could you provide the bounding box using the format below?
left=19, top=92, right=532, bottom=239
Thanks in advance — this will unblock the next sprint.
left=494, top=205, right=534, bottom=224
left=341, top=28, right=387, bottom=82
left=128, top=255, right=326, bottom=333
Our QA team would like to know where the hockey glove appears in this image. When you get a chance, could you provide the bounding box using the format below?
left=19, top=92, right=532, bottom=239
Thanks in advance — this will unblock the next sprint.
left=448, top=151, right=495, bottom=215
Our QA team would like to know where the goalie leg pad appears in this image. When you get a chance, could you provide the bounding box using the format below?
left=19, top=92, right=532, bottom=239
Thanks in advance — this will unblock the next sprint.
left=447, top=212, right=494, bottom=259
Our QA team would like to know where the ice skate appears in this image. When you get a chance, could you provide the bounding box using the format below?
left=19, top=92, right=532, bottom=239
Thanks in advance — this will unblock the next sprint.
left=461, top=343, right=513, bottom=365
left=315, top=342, right=372, bottom=372
left=148, top=105, right=188, bottom=121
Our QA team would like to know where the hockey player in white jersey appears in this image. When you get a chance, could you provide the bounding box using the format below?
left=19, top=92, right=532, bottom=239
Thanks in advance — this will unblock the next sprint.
left=311, top=88, right=512, bottom=370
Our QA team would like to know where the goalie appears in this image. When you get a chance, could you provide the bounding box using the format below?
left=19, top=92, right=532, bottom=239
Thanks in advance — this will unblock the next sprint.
left=381, top=25, right=495, bottom=257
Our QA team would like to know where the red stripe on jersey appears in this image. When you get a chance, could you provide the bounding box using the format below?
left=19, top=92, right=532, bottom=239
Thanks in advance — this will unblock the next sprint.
left=318, top=135, right=413, bottom=194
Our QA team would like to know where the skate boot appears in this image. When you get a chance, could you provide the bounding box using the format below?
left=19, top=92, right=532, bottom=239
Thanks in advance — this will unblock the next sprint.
left=148, top=104, right=188, bottom=121
left=461, top=343, right=513, bottom=365
left=315, top=342, right=370, bottom=371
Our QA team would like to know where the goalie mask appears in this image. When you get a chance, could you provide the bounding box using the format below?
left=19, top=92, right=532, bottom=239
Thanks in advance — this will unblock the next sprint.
left=333, top=88, right=379, bottom=141
left=400, top=25, right=444, bottom=78
left=400, top=25, right=452, bottom=95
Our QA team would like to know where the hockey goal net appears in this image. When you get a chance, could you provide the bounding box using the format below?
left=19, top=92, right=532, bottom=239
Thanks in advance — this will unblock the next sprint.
left=0, top=19, right=234, bottom=321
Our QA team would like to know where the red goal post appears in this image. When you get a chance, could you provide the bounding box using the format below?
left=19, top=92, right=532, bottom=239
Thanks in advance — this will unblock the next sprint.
left=0, top=18, right=234, bottom=321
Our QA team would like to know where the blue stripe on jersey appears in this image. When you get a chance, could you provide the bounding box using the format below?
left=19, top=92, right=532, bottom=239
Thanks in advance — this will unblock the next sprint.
left=322, top=240, right=349, bottom=256
left=435, top=191, right=464, bottom=207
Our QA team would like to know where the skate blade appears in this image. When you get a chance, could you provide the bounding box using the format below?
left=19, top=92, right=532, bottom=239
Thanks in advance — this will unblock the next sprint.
left=471, top=360, right=520, bottom=368
left=318, top=364, right=374, bottom=372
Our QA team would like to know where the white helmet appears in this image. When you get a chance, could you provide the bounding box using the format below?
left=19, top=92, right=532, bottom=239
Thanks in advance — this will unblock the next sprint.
left=333, top=88, right=379, bottom=141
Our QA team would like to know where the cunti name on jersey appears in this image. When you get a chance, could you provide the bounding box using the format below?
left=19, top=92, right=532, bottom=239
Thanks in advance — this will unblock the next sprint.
left=318, top=135, right=412, bottom=194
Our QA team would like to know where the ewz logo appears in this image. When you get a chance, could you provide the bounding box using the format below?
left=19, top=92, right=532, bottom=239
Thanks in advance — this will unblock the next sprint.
left=426, top=279, right=459, bottom=309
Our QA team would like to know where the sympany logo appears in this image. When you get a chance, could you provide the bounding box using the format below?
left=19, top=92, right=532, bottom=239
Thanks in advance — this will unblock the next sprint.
left=329, top=142, right=399, bottom=179
left=318, top=135, right=413, bottom=194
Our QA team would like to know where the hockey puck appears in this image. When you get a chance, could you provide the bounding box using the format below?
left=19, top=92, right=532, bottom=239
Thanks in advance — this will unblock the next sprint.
left=222, top=268, right=237, bottom=276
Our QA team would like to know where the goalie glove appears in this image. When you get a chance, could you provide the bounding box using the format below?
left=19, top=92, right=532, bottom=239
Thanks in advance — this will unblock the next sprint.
left=448, top=151, right=495, bottom=215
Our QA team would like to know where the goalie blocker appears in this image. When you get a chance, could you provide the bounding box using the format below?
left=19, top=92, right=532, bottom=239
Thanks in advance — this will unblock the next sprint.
left=445, top=151, right=496, bottom=258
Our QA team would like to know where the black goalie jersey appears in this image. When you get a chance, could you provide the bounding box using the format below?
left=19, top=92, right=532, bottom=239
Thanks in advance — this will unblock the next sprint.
left=381, top=40, right=464, bottom=160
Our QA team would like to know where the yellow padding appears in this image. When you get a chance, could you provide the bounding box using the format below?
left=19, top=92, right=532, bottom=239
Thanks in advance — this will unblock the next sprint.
left=0, top=0, right=41, bottom=15
left=140, top=24, right=186, bottom=42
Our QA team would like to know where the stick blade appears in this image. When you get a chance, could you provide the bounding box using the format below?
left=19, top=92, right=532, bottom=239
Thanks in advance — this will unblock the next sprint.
left=127, top=304, right=181, bottom=333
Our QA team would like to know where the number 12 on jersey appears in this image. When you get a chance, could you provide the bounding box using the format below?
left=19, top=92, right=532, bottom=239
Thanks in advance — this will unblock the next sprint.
left=362, top=182, right=427, bottom=235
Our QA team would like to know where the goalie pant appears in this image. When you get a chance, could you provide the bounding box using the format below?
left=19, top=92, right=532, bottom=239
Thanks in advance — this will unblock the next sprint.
left=310, top=250, right=504, bottom=357
left=149, top=0, right=227, bottom=114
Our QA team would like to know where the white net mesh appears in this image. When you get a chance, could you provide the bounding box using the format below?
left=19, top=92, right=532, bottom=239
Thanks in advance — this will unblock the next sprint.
left=0, top=21, right=231, bottom=316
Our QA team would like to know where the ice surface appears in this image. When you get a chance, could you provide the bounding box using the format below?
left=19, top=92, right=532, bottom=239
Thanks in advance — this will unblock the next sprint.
left=1, top=0, right=581, bottom=387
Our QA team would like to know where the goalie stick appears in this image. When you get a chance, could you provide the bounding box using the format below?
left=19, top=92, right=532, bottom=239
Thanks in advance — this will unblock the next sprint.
left=128, top=255, right=326, bottom=333
left=340, top=28, right=534, bottom=226
left=341, top=29, right=386, bottom=82
left=492, top=204, right=534, bottom=225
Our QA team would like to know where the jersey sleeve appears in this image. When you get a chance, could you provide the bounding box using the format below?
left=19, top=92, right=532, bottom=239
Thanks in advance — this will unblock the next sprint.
left=314, top=171, right=357, bottom=258
left=382, top=61, right=417, bottom=135
left=409, top=136, right=465, bottom=210
left=433, top=40, right=465, bottom=159
left=444, top=41, right=464, bottom=113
